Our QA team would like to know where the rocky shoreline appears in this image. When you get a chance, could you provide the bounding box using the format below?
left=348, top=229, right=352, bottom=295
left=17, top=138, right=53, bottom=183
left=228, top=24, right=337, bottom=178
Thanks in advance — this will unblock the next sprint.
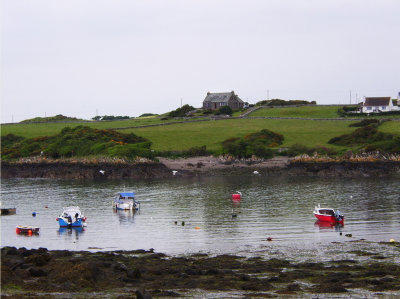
left=1, top=157, right=400, bottom=179
left=2, top=243, right=400, bottom=298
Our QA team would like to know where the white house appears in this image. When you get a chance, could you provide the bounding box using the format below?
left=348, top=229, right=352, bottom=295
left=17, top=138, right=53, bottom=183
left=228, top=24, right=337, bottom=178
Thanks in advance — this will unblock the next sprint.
left=361, top=97, right=398, bottom=113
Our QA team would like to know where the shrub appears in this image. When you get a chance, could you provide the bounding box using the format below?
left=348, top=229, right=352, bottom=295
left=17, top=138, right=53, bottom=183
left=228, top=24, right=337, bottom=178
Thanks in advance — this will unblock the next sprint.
left=255, top=99, right=315, bottom=106
left=1, top=126, right=154, bottom=160
left=20, top=114, right=81, bottom=123
left=218, top=106, right=233, bottom=116
left=169, top=104, right=196, bottom=117
left=1, top=134, right=25, bottom=148
left=222, top=129, right=283, bottom=158
left=139, top=113, right=158, bottom=117
left=349, top=119, right=379, bottom=127
left=328, top=124, right=400, bottom=154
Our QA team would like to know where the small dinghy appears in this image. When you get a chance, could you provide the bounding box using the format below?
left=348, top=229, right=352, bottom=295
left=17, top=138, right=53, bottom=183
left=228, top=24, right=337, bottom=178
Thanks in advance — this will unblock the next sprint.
left=314, top=204, right=344, bottom=224
left=113, top=192, right=140, bottom=211
left=1, top=208, right=16, bottom=215
left=16, top=226, right=40, bottom=235
left=56, top=206, right=87, bottom=228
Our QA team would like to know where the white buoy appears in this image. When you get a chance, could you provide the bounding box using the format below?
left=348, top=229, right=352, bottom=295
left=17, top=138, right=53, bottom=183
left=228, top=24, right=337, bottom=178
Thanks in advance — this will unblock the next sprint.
left=172, top=170, right=178, bottom=175
left=253, top=170, right=259, bottom=175
left=99, top=170, right=105, bottom=175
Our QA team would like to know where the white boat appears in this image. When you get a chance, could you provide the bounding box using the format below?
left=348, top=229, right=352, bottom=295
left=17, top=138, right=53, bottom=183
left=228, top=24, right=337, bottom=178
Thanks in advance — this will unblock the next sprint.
left=56, top=206, right=87, bottom=227
left=113, top=192, right=140, bottom=211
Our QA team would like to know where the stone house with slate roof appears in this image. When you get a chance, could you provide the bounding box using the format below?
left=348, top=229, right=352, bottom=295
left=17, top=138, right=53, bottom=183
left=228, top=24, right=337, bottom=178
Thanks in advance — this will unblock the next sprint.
left=361, top=97, right=398, bottom=113
left=203, top=91, right=244, bottom=111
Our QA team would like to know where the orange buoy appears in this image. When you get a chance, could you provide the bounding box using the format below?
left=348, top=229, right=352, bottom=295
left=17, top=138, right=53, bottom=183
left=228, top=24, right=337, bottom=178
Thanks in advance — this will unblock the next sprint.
left=28, top=230, right=32, bottom=236
left=196, top=226, right=200, bottom=230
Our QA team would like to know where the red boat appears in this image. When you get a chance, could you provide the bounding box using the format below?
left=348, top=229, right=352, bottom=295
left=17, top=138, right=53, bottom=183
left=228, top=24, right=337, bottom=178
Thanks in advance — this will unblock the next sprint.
left=16, top=225, right=40, bottom=236
left=313, top=204, right=344, bottom=224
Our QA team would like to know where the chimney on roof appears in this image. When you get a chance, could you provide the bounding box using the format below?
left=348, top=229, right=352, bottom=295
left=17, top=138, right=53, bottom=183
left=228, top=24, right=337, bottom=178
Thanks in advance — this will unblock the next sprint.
left=231, top=91, right=235, bottom=95
left=207, top=91, right=210, bottom=95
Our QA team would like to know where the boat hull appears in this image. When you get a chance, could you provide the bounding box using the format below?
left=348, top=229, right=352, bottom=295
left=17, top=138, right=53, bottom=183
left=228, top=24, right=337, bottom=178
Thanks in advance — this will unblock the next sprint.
left=314, top=213, right=344, bottom=224
left=58, top=217, right=84, bottom=227
left=113, top=202, right=133, bottom=210
left=16, top=226, right=40, bottom=235
left=1, top=208, right=16, bottom=215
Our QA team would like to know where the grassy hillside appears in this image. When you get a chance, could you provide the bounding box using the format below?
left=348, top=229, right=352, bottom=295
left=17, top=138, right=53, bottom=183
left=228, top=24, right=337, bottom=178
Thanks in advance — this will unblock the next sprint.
left=249, top=105, right=400, bottom=119
left=2, top=106, right=400, bottom=157
left=249, top=106, right=341, bottom=118
left=0, top=117, right=196, bottom=138
left=122, top=119, right=356, bottom=152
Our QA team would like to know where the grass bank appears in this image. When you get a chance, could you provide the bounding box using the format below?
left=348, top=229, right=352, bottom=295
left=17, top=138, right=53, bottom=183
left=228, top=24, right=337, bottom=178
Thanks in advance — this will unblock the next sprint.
left=124, top=119, right=358, bottom=152
left=249, top=105, right=400, bottom=119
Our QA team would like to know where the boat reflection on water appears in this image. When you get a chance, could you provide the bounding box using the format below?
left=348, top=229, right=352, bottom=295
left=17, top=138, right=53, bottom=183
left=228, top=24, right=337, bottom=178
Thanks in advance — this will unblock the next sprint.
left=113, top=209, right=137, bottom=224
left=58, top=226, right=85, bottom=237
left=314, top=220, right=344, bottom=232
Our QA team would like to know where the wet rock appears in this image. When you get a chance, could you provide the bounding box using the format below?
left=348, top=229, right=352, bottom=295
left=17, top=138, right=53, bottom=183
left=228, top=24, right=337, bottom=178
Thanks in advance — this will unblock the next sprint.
left=136, top=288, right=152, bottom=299
left=25, top=253, right=52, bottom=266
left=28, top=267, right=48, bottom=277
left=185, top=268, right=203, bottom=275
left=18, top=247, right=31, bottom=257
left=114, top=263, right=128, bottom=272
left=153, top=290, right=180, bottom=297
left=286, top=283, right=301, bottom=291
left=52, top=250, right=73, bottom=258
left=4, top=247, right=18, bottom=255
left=127, top=268, right=141, bottom=279
left=205, top=268, right=220, bottom=275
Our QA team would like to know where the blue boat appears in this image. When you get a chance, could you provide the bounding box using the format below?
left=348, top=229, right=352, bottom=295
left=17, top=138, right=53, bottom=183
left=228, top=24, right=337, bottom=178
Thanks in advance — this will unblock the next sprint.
left=57, top=206, right=87, bottom=227
left=113, top=192, right=140, bottom=211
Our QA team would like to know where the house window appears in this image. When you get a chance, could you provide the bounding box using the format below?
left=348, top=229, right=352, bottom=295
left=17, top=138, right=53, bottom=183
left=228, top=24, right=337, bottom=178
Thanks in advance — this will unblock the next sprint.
left=367, top=107, right=372, bottom=110
left=381, top=106, right=386, bottom=110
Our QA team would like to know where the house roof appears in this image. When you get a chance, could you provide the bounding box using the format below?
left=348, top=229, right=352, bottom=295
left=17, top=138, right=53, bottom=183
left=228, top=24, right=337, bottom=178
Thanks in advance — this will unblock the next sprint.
left=203, top=92, right=244, bottom=103
left=364, top=97, right=391, bottom=106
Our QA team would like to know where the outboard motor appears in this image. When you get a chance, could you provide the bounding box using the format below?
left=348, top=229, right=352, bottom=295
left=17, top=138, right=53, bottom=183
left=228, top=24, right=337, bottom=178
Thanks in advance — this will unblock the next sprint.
left=334, top=210, right=343, bottom=222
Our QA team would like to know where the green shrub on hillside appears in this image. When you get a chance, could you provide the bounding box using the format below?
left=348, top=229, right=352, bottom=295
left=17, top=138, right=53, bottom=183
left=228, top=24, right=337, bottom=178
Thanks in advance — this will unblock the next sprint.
left=349, top=119, right=380, bottom=127
left=222, top=129, right=284, bottom=158
left=217, top=106, right=233, bottom=116
left=256, top=99, right=316, bottom=106
left=1, top=134, right=25, bottom=148
left=169, top=104, right=196, bottom=117
left=139, top=113, right=158, bottom=117
left=20, top=114, right=82, bottom=123
left=1, top=126, right=154, bottom=161
left=92, top=115, right=130, bottom=121
left=328, top=124, right=400, bottom=153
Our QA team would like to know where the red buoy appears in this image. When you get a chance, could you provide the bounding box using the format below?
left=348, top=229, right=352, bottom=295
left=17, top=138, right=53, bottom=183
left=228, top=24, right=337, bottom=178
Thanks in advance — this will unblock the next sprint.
left=16, top=227, right=20, bottom=234
left=232, top=191, right=241, bottom=201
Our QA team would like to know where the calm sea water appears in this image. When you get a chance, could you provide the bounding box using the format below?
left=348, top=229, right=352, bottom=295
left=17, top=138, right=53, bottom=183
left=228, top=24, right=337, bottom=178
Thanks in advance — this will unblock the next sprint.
left=1, top=176, right=400, bottom=261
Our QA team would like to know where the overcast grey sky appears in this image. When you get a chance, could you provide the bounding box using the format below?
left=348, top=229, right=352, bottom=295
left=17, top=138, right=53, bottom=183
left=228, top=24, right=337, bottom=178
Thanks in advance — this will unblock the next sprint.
left=1, top=0, right=399, bottom=122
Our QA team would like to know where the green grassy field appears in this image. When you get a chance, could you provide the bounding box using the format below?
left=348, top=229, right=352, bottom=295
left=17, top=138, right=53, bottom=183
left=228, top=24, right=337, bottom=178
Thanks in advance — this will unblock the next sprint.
left=249, top=106, right=342, bottom=118
left=0, top=117, right=197, bottom=138
left=121, top=119, right=358, bottom=151
left=2, top=108, right=399, bottom=154
left=249, top=105, right=400, bottom=119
